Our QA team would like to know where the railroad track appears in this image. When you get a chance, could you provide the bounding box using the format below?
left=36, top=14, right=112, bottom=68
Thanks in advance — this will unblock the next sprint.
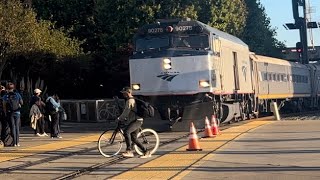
left=280, top=110, right=320, bottom=121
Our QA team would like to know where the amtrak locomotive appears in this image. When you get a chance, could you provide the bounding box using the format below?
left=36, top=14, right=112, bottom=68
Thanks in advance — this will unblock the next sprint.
left=129, top=18, right=320, bottom=131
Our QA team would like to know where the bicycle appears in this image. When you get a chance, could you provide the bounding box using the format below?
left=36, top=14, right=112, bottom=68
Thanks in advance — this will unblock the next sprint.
left=98, top=99, right=121, bottom=120
left=98, top=121, right=160, bottom=157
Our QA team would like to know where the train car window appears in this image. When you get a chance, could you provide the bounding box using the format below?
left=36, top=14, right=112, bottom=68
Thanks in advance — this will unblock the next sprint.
left=277, top=74, right=280, bottom=81
left=172, top=35, right=209, bottom=49
left=306, top=76, right=309, bottom=83
left=263, top=72, right=268, bottom=81
left=273, top=74, right=276, bottom=81
left=268, top=73, right=272, bottom=81
left=135, top=36, right=169, bottom=51
left=283, top=74, right=287, bottom=82
left=281, top=74, right=284, bottom=82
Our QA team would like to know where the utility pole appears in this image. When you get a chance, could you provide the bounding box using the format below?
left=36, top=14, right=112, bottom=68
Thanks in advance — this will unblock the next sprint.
left=284, top=0, right=318, bottom=64
left=292, top=0, right=308, bottom=64
left=296, top=0, right=308, bottom=64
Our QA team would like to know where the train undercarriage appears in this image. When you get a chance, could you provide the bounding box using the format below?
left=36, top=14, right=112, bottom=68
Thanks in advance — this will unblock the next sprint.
left=138, top=93, right=315, bottom=131
left=138, top=93, right=259, bottom=131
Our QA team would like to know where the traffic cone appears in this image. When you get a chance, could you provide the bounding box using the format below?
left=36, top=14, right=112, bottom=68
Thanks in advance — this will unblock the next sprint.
left=211, top=115, right=220, bottom=135
left=202, top=116, right=214, bottom=138
left=186, top=122, right=202, bottom=151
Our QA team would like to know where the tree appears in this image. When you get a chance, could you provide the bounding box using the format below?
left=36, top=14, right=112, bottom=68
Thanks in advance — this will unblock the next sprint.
left=32, top=0, right=97, bottom=53
left=0, top=0, right=82, bottom=79
left=198, top=0, right=247, bottom=37
left=240, top=0, right=285, bottom=57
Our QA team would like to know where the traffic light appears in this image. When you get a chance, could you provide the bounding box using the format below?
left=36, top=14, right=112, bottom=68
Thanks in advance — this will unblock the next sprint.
left=296, top=42, right=302, bottom=53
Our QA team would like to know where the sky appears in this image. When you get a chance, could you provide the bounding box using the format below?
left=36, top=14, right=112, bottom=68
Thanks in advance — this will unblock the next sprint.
left=260, top=0, right=320, bottom=47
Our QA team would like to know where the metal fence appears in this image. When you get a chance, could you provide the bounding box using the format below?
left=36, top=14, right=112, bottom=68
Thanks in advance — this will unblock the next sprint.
left=60, top=99, right=124, bottom=123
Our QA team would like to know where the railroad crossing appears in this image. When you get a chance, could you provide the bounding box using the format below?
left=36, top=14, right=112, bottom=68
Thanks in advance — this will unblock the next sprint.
left=1, top=115, right=320, bottom=180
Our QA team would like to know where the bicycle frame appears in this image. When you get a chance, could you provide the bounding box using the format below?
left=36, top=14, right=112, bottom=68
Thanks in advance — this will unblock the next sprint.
left=109, top=121, right=145, bottom=145
left=109, top=122, right=124, bottom=144
left=98, top=120, right=159, bottom=157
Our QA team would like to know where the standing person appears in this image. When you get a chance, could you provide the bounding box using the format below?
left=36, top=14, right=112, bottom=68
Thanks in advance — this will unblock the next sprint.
left=29, top=88, right=47, bottom=136
left=54, top=94, right=62, bottom=134
left=2, top=82, right=23, bottom=147
left=30, top=88, right=45, bottom=108
left=29, top=97, right=47, bottom=137
left=116, top=87, right=151, bottom=158
left=46, top=94, right=62, bottom=139
left=0, top=85, right=6, bottom=147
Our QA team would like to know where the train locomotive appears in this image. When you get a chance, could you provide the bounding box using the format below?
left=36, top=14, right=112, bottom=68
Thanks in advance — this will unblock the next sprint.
left=129, top=18, right=320, bottom=131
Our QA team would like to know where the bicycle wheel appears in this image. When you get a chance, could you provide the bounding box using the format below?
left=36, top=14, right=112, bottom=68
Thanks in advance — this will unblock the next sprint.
left=98, top=130, right=125, bottom=157
left=134, top=129, right=160, bottom=155
left=99, top=109, right=111, bottom=120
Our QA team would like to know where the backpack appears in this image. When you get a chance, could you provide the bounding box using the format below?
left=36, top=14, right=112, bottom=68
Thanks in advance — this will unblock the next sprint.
left=7, top=92, right=21, bottom=112
left=45, top=98, right=56, bottom=114
left=133, top=98, right=155, bottom=118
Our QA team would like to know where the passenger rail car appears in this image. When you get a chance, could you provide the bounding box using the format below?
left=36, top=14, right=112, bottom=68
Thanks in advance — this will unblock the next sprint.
left=251, top=54, right=313, bottom=113
left=129, top=18, right=319, bottom=131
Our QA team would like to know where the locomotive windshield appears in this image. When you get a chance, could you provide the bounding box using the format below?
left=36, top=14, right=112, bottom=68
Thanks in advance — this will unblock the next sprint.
left=172, top=35, right=209, bottom=49
left=136, top=36, right=170, bottom=51
left=135, top=34, right=209, bottom=51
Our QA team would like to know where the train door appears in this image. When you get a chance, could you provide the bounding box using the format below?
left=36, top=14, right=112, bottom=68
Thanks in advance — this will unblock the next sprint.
left=212, top=35, right=222, bottom=90
left=249, top=56, right=260, bottom=115
left=250, top=57, right=259, bottom=94
left=233, top=52, right=240, bottom=90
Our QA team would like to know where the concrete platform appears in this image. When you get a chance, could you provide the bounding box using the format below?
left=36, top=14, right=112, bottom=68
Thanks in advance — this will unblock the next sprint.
left=177, top=120, right=320, bottom=180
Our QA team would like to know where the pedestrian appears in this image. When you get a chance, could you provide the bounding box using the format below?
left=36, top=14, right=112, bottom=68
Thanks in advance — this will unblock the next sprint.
left=0, top=85, right=6, bottom=147
left=46, top=94, right=62, bottom=139
left=29, top=96, right=47, bottom=137
left=116, top=87, right=151, bottom=158
left=30, top=88, right=45, bottom=108
left=29, top=88, right=47, bottom=136
left=54, top=94, right=62, bottom=133
left=2, top=82, right=23, bottom=147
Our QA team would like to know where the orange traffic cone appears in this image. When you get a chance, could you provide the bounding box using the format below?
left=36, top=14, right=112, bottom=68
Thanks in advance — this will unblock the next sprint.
left=211, top=115, right=220, bottom=135
left=202, top=116, right=214, bottom=138
left=186, top=122, right=202, bottom=151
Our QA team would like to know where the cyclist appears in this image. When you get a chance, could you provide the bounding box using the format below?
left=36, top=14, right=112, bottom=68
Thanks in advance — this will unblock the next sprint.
left=116, top=87, right=151, bottom=158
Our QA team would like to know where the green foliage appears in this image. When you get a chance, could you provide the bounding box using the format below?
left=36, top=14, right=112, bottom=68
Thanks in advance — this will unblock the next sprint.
left=198, top=0, right=247, bottom=37
left=0, top=0, right=82, bottom=80
left=32, top=0, right=97, bottom=53
left=0, top=0, right=81, bottom=58
left=240, top=0, right=286, bottom=57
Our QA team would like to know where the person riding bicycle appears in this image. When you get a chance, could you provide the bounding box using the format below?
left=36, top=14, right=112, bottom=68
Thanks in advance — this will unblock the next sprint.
left=116, top=87, right=151, bottom=158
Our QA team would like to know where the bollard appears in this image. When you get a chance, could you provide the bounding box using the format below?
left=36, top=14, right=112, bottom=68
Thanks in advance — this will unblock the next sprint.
left=271, top=102, right=281, bottom=120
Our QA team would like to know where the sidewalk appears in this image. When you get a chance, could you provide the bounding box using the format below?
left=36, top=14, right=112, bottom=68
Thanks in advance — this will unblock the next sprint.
left=1, top=121, right=107, bottom=150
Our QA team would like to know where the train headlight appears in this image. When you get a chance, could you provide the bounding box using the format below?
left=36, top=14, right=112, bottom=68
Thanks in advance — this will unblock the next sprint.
left=132, top=84, right=140, bottom=90
left=199, top=80, right=210, bottom=88
left=163, top=58, right=172, bottom=70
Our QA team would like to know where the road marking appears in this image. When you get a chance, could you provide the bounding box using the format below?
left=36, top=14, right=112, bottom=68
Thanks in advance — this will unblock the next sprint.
left=111, top=120, right=273, bottom=180
left=0, top=134, right=100, bottom=163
